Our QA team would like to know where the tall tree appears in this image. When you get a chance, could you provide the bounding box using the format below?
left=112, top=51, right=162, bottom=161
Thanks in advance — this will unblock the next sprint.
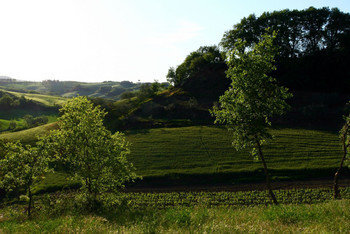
left=43, top=96, right=137, bottom=199
left=211, top=31, right=291, bottom=204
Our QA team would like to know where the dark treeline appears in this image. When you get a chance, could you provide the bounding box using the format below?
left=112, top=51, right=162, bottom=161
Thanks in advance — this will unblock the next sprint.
left=162, top=7, right=350, bottom=129
left=166, top=46, right=230, bottom=101
left=169, top=7, right=350, bottom=94
left=221, top=7, right=350, bottom=93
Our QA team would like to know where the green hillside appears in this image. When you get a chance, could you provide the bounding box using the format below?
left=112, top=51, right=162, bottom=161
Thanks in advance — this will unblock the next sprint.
left=3, top=90, right=66, bottom=106
left=0, top=122, right=58, bottom=144
left=1, top=124, right=342, bottom=182
left=0, top=79, right=143, bottom=100
left=126, top=126, right=341, bottom=177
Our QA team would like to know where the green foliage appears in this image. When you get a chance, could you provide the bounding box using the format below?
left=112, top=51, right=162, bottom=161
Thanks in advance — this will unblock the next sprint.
left=1, top=125, right=343, bottom=187
left=212, top=32, right=291, bottom=151
left=221, top=7, right=350, bottom=93
left=0, top=123, right=58, bottom=145
left=212, top=31, right=291, bottom=203
left=44, top=96, right=137, bottom=196
left=166, top=46, right=229, bottom=99
left=1, top=89, right=66, bottom=106
left=0, top=141, right=51, bottom=216
left=221, top=7, right=350, bottom=57
left=0, top=142, right=49, bottom=192
left=137, top=81, right=164, bottom=99
left=23, top=115, right=49, bottom=128
left=111, top=188, right=350, bottom=208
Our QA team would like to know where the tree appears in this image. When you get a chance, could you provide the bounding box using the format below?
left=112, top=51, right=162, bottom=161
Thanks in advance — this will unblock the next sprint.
left=166, top=45, right=229, bottom=100
left=333, top=112, right=350, bottom=199
left=44, top=96, right=137, bottom=199
left=211, top=32, right=291, bottom=204
left=0, top=141, right=50, bottom=217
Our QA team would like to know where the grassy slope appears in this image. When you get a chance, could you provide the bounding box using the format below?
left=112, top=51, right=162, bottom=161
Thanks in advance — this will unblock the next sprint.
left=0, top=123, right=58, bottom=144
left=0, top=199, right=349, bottom=233
left=0, top=125, right=343, bottom=190
left=0, top=110, right=58, bottom=132
left=0, top=125, right=341, bottom=176
left=0, top=90, right=62, bottom=132
left=2, top=89, right=66, bottom=106
left=126, top=126, right=341, bottom=177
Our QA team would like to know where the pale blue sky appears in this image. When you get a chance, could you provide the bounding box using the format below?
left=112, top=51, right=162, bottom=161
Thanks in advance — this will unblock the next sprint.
left=0, top=0, right=349, bottom=83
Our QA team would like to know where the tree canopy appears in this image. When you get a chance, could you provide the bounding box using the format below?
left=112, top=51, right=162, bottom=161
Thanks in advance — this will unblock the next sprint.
left=166, top=46, right=229, bottom=100
left=0, top=141, right=50, bottom=216
left=44, top=96, right=137, bottom=197
left=221, top=7, right=350, bottom=93
left=212, top=32, right=291, bottom=203
left=221, top=7, right=350, bottom=57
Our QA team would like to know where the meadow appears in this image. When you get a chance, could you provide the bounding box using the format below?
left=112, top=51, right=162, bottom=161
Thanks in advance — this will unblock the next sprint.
left=0, top=193, right=349, bottom=233
left=126, top=126, right=342, bottom=177
left=3, top=90, right=66, bottom=106
left=0, top=123, right=58, bottom=144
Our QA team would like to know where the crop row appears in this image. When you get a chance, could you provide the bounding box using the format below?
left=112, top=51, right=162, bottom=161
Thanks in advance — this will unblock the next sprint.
left=116, top=188, right=350, bottom=209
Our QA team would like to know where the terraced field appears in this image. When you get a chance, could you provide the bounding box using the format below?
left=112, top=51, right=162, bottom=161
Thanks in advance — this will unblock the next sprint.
left=126, top=126, right=342, bottom=177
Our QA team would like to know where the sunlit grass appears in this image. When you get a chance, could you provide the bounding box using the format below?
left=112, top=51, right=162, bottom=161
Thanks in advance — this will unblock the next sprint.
left=0, top=199, right=349, bottom=233
left=0, top=122, right=58, bottom=144
left=2, top=89, right=66, bottom=106
left=125, top=126, right=341, bottom=177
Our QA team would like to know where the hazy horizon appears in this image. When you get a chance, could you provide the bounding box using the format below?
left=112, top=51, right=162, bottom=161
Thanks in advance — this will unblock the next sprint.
left=0, top=0, right=349, bottom=83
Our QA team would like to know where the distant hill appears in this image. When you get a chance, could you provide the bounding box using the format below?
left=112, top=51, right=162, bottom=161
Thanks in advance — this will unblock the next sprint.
left=0, top=78, right=144, bottom=100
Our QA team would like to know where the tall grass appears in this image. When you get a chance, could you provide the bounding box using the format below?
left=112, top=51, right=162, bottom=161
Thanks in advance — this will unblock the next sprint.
left=0, top=199, right=349, bottom=233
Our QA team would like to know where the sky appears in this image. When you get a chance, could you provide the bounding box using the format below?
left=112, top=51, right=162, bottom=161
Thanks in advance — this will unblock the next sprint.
left=0, top=0, right=349, bottom=83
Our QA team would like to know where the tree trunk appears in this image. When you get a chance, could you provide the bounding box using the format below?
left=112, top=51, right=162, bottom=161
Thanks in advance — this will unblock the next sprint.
left=28, top=187, right=32, bottom=218
left=256, top=139, right=278, bottom=205
left=334, top=126, right=348, bottom=199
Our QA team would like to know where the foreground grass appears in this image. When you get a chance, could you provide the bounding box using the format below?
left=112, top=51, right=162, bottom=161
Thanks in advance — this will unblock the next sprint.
left=1, top=199, right=349, bottom=233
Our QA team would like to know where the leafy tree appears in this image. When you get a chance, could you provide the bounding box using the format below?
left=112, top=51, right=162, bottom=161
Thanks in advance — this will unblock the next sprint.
left=166, top=45, right=229, bottom=100
left=0, top=141, right=50, bottom=217
left=44, top=96, right=137, bottom=199
left=334, top=111, right=350, bottom=199
left=211, top=32, right=291, bottom=204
